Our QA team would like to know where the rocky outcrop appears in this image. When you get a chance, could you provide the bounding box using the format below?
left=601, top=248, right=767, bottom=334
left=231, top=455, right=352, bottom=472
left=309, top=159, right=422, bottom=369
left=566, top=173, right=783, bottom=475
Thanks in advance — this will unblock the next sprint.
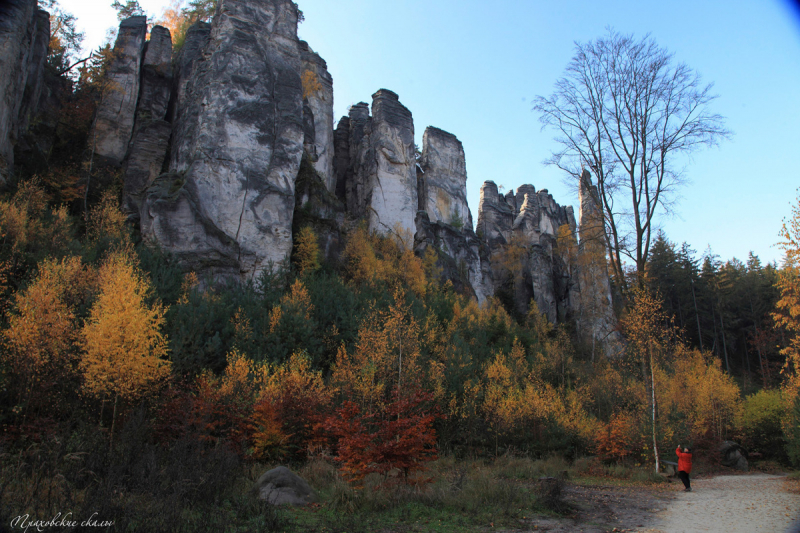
left=415, top=211, right=488, bottom=302
left=419, top=127, right=472, bottom=229
left=170, top=21, right=212, bottom=125
left=477, top=180, right=577, bottom=321
left=574, top=170, right=621, bottom=354
left=0, top=0, right=48, bottom=186
left=136, top=25, right=172, bottom=127
left=142, top=0, right=305, bottom=281
left=92, top=16, right=147, bottom=165
left=123, top=121, right=171, bottom=219
left=333, top=91, right=417, bottom=244
left=123, top=25, right=173, bottom=219
left=299, top=41, right=334, bottom=193
left=253, top=466, right=318, bottom=506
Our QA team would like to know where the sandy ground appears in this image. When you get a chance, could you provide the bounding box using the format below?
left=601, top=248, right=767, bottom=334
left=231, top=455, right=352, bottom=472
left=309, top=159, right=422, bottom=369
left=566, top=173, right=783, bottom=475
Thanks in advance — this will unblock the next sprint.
left=520, top=473, right=800, bottom=533
left=643, top=473, right=800, bottom=533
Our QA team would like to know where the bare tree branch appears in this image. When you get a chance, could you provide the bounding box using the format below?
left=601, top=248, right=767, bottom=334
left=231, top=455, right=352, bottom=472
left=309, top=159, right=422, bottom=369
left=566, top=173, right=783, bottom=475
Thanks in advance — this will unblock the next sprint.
left=534, top=28, right=731, bottom=291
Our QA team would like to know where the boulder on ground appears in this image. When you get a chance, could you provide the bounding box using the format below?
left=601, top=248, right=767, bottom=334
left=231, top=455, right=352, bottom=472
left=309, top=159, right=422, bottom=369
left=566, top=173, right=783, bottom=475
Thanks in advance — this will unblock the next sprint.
left=719, top=440, right=749, bottom=471
left=252, top=466, right=318, bottom=506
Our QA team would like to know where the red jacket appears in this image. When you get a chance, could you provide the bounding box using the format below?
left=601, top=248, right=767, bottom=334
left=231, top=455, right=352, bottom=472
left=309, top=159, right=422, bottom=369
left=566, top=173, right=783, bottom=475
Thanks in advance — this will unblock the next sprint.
left=676, top=446, right=692, bottom=473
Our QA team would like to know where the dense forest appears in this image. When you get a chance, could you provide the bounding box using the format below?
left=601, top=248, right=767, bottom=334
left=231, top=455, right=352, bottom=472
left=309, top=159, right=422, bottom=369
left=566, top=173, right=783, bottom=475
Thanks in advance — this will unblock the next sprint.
left=0, top=0, right=799, bottom=531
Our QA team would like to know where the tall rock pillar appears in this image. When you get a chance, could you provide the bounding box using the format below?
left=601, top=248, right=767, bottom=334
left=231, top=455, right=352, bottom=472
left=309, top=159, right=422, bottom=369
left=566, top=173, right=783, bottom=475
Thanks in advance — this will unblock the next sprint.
left=576, top=169, right=621, bottom=355
left=123, top=25, right=173, bottom=219
left=419, top=126, right=472, bottom=229
left=299, top=41, right=334, bottom=192
left=365, top=89, right=417, bottom=242
left=0, top=0, right=48, bottom=186
left=142, top=0, right=305, bottom=281
left=91, top=16, right=148, bottom=165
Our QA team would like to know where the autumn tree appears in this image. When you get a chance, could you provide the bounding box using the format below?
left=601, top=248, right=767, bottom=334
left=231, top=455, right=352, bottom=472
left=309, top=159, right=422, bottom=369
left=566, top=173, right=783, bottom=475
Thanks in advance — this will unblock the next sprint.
left=622, top=288, right=670, bottom=472
left=81, top=248, right=170, bottom=449
left=4, top=256, right=92, bottom=420
left=293, top=225, right=320, bottom=276
left=535, top=29, right=730, bottom=288
left=774, top=190, right=800, bottom=464
left=255, top=350, right=332, bottom=460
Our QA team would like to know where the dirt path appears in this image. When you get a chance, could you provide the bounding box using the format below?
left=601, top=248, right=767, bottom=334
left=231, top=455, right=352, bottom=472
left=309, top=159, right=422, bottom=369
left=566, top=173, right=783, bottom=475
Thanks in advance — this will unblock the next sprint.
left=644, top=473, right=800, bottom=533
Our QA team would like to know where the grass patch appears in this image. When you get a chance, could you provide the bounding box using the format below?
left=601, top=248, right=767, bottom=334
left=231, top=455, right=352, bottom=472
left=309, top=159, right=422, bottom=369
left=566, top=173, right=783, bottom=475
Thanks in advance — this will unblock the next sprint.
left=289, top=455, right=572, bottom=532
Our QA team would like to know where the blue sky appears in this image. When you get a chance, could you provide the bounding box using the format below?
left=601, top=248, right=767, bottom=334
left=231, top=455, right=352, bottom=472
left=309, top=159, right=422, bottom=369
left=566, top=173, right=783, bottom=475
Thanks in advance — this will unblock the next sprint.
left=62, top=0, right=800, bottom=265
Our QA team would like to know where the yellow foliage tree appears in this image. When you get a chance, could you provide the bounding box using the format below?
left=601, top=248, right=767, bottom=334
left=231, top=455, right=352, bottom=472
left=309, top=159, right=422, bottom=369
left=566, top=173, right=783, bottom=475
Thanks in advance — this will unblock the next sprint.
left=4, top=256, right=92, bottom=419
left=331, top=289, right=423, bottom=409
left=81, top=249, right=170, bottom=447
left=773, top=190, right=800, bottom=462
left=662, top=345, right=741, bottom=443
left=622, top=288, right=670, bottom=472
left=293, top=225, right=320, bottom=276
left=342, top=225, right=427, bottom=296
left=774, top=191, right=800, bottom=400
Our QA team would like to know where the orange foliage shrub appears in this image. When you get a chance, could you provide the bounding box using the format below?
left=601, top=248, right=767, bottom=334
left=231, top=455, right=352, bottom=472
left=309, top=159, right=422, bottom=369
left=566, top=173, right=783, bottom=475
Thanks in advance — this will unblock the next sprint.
left=594, top=411, right=642, bottom=462
left=256, top=351, right=332, bottom=460
left=324, top=388, right=439, bottom=485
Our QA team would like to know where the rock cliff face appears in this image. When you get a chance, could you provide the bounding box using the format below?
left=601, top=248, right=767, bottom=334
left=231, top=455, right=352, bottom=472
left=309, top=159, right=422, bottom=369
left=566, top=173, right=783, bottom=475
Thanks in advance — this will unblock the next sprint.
left=123, top=25, right=173, bottom=219
left=92, top=16, right=147, bottom=165
left=142, top=0, right=305, bottom=281
left=0, top=0, right=49, bottom=186
left=418, top=127, right=472, bottom=229
left=332, top=90, right=417, bottom=244
left=299, top=41, right=335, bottom=193
left=477, top=181, right=577, bottom=321
left=0, top=0, right=620, bottom=341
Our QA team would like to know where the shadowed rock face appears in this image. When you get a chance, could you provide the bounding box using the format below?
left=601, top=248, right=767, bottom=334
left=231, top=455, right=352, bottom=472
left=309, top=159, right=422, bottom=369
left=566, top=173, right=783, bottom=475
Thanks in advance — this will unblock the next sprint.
left=299, top=41, right=334, bottom=193
left=170, top=21, right=212, bottom=125
left=576, top=170, right=622, bottom=354
left=92, top=16, right=147, bottom=165
left=123, top=25, right=173, bottom=219
left=0, top=0, right=47, bottom=186
left=478, top=180, right=578, bottom=322
left=142, top=0, right=304, bottom=281
left=419, top=127, right=472, bottom=229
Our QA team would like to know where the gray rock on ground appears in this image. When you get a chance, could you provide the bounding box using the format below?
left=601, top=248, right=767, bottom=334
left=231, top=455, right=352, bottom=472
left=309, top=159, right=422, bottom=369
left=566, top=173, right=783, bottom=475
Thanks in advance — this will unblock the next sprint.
left=720, top=441, right=749, bottom=471
left=253, top=466, right=318, bottom=506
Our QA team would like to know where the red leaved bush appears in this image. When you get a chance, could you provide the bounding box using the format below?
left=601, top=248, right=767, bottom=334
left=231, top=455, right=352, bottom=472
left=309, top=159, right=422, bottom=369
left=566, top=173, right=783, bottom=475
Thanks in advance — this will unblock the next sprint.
left=324, top=388, right=439, bottom=484
left=155, top=377, right=250, bottom=457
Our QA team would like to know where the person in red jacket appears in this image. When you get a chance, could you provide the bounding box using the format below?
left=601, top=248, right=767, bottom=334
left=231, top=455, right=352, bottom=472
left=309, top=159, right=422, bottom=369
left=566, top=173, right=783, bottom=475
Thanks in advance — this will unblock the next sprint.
left=676, top=444, right=692, bottom=492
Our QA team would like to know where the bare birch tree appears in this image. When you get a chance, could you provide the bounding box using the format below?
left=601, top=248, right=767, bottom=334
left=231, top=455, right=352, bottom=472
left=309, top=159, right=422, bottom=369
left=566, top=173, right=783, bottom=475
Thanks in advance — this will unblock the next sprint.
left=534, top=29, right=730, bottom=290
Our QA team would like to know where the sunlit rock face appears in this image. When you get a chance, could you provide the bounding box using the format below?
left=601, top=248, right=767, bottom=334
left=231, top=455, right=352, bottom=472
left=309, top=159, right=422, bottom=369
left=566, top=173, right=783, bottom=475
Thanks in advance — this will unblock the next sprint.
left=418, top=126, right=473, bottom=229
left=92, top=16, right=148, bottom=165
left=299, top=41, right=335, bottom=193
left=142, top=0, right=305, bottom=281
left=333, top=90, right=418, bottom=243
left=123, top=25, right=173, bottom=219
left=0, top=0, right=49, bottom=186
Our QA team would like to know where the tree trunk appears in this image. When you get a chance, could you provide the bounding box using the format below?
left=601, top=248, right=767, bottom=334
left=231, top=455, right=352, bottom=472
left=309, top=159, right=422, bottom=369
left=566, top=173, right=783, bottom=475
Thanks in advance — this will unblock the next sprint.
left=109, top=393, right=119, bottom=454
left=649, top=343, right=660, bottom=473
left=719, top=302, right=730, bottom=373
left=691, top=278, right=703, bottom=350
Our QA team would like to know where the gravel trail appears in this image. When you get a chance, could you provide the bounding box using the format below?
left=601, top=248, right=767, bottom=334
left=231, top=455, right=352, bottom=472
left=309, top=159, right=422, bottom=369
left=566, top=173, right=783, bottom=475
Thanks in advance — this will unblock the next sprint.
left=645, top=473, right=800, bottom=533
